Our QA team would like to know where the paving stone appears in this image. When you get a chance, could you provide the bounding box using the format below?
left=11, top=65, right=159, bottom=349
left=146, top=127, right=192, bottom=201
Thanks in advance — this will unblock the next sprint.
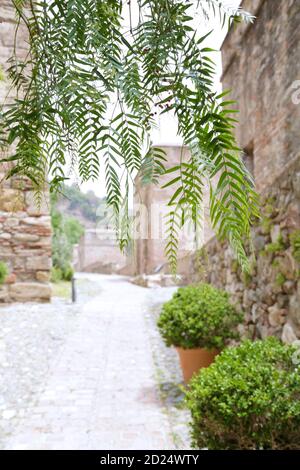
left=0, top=275, right=190, bottom=450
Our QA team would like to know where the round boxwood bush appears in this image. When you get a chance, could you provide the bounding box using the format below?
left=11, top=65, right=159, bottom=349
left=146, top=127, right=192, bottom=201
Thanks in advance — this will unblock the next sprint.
left=157, top=283, right=243, bottom=350
left=186, top=337, right=300, bottom=450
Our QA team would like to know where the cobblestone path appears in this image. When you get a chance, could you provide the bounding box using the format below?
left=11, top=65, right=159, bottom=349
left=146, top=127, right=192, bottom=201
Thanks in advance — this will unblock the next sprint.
left=0, top=275, right=190, bottom=450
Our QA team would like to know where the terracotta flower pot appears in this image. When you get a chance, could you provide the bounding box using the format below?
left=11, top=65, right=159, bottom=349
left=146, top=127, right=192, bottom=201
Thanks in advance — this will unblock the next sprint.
left=176, top=347, right=219, bottom=383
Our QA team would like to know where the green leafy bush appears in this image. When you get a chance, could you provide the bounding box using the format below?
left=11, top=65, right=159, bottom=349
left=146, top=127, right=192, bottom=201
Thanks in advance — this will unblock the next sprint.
left=62, top=265, right=74, bottom=282
left=186, top=338, right=300, bottom=450
left=0, top=261, right=8, bottom=285
left=157, top=284, right=243, bottom=350
left=51, top=265, right=74, bottom=283
left=64, top=217, right=85, bottom=245
left=51, top=267, right=63, bottom=283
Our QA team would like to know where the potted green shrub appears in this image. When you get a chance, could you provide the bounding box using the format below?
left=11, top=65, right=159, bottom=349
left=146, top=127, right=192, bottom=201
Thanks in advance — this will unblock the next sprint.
left=186, top=337, right=300, bottom=449
left=157, top=283, right=243, bottom=382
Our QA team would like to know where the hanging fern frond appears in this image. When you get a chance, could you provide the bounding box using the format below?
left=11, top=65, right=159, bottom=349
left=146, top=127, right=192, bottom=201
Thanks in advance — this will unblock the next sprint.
left=140, top=146, right=167, bottom=185
left=199, top=0, right=256, bottom=26
left=0, top=0, right=258, bottom=271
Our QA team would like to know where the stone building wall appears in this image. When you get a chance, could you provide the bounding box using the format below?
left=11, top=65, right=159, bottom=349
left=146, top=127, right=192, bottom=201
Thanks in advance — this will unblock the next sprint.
left=75, top=228, right=128, bottom=274
left=0, top=1, right=52, bottom=302
left=221, top=0, right=300, bottom=192
left=134, top=145, right=193, bottom=276
left=179, top=157, right=300, bottom=343
left=179, top=0, right=300, bottom=343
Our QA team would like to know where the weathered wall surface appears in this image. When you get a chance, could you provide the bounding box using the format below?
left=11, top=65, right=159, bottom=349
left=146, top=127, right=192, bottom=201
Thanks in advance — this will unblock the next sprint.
left=0, top=1, right=28, bottom=103
left=179, top=0, right=300, bottom=342
left=134, top=145, right=195, bottom=276
left=0, top=170, right=52, bottom=302
left=0, top=2, right=52, bottom=302
left=179, top=157, right=300, bottom=343
left=75, top=228, right=128, bottom=274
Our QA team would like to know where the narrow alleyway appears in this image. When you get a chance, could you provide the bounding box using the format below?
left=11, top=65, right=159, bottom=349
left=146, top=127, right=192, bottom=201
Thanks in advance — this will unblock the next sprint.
left=0, top=275, right=190, bottom=450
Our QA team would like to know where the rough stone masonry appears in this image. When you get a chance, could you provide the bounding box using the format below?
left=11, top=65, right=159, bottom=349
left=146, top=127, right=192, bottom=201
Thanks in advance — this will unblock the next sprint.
left=179, top=0, right=300, bottom=343
left=0, top=1, right=52, bottom=302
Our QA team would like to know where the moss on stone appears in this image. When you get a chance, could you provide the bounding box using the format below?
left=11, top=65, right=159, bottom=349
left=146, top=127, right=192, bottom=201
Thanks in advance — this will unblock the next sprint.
left=241, top=270, right=252, bottom=287
left=275, top=272, right=286, bottom=287
left=259, top=249, right=267, bottom=257
left=0, top=65, right=5, bottom=82
left=194, top=247, right=208, bottom=280
left=231, top=259, right=239, bottom=274
left=265, top=235, right=285, bottom=255
left=260, top=216, right=272, bottom=234
left=290, top=230, right=300, bottom=263
left=0, top=261, right=8, bottom=285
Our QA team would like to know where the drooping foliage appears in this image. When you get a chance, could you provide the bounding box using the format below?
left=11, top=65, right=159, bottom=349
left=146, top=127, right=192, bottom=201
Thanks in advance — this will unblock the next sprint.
left=0, top=0, right=258, bottom=270
left=51, top=198, right=84, bottom=281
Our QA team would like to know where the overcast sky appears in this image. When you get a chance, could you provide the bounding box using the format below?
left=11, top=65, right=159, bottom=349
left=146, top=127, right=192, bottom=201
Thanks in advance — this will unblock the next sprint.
left=78, top=0, right=242, bottom=197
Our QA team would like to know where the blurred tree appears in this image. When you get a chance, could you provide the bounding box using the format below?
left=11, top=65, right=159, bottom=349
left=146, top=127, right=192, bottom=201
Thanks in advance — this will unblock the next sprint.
left=51, top=201, right=84, bottom=281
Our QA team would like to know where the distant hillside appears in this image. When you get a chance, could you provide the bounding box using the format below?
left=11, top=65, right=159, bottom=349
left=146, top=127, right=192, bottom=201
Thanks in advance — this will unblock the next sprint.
left=56, top=184, right=105, bottom=228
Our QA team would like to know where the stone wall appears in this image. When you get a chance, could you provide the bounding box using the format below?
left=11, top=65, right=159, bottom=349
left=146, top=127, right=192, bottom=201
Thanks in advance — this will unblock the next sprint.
left=179, top=156, right=300, bottom=343
left=75, top=228, right=128, bottom=274
left=221, top=0, right=300, bottom=192
left=134, top=145, right=194, bottom=276
left=177, top=0, right=300, bottom=343
left=0, top=1, right=28, bottom=103
left=0, top=171, right=52, bottom=303
left=0, top=2, right=52, bottom=302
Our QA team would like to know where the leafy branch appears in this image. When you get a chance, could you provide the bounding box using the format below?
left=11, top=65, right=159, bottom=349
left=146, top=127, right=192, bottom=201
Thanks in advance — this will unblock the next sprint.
left=0, top=0, right=258, bottom=270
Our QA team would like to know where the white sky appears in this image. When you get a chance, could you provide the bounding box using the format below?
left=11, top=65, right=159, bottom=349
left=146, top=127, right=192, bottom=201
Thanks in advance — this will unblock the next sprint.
left=78, top=0, right=242, bottom=198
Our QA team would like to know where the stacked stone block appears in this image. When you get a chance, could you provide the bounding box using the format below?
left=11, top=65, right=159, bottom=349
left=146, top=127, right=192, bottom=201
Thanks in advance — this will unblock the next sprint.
left=0, top=2, right=52, bottom=302
left=0, top=166, right=52, bottom=302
